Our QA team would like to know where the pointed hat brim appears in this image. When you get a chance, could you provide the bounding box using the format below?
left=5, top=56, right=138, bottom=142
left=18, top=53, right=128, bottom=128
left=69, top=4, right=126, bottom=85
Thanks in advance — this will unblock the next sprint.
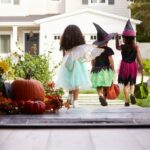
left=93, top=33, right=115, bottom=46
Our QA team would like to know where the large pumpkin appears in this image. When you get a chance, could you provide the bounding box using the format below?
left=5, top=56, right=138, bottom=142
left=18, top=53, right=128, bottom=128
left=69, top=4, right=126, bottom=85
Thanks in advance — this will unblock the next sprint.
left=11, top=79, right=45, bottom=101
left=23, top=100, right=46, bottom=114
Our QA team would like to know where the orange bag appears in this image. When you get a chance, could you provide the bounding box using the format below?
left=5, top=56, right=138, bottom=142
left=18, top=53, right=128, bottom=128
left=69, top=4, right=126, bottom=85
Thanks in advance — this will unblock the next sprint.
left=106, top=83, right=120, bottom=99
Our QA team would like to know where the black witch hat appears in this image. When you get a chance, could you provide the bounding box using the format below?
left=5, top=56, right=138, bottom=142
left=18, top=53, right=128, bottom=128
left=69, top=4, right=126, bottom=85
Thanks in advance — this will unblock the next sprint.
left=93, top=23, right=115, bottom=46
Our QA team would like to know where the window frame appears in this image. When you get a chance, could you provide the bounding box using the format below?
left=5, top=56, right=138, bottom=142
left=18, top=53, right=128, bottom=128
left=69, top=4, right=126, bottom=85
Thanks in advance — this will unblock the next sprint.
left=0, top=0, right=20, bottom=5
left=0, top=32, right=11, bottom=54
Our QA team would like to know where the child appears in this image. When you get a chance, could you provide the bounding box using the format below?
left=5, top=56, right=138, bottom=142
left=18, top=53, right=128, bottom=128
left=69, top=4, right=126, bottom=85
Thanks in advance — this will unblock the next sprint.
left=55, top=24, right=104, bottom=107
left=115, top=19, right=144, bottom=106
left=91, top=23, right=115, bottom=106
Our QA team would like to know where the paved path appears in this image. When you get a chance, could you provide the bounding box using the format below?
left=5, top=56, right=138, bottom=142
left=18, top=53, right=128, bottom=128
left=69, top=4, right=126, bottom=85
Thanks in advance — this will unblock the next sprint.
left=0, top=129, right=150, bottom=150
left=1, top=95, right=150, bottom=150
left=63, top=94, right=125, bottom=106
left=0, top=105, right=150, bottom=127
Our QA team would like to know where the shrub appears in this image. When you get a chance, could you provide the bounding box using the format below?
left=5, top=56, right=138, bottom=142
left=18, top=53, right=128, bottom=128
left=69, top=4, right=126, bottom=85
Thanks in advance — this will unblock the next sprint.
left=143, top=59, right=150, bottom=76
left=13, top=53, right=52, bottom=84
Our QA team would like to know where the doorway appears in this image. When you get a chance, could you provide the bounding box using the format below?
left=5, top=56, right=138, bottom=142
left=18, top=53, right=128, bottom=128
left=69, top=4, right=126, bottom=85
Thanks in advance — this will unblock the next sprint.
left=25, top=33, right=39, bottom=55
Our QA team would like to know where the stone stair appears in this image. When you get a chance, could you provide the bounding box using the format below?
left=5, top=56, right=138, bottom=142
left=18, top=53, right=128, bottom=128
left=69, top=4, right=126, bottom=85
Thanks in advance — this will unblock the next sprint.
left=62, top=94, right=124, bottom=106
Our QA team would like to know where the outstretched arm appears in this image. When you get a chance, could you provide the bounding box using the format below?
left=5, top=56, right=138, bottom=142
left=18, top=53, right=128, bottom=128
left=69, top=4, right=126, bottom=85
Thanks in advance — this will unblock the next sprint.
left=115, top=33, right=121, bottom=50
left=108, top=55, right=115, bottom=71
left=136, top=46, right=144, bottom=75
left=91, top=59, right=95, bottom=68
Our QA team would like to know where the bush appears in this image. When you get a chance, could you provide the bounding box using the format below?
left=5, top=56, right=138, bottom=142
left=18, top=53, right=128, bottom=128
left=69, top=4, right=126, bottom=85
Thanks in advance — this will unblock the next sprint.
left=13, top=53, right=52, bottom=84
left=143, top=59, right=150, bottom=76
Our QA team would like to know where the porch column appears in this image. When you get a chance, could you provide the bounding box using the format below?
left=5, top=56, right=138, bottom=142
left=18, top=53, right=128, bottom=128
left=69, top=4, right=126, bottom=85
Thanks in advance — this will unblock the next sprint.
left=12, top=26, right=18, bottom=52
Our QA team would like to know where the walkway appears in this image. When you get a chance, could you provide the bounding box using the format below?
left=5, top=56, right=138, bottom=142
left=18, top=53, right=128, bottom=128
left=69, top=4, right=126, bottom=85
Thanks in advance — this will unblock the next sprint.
left=1, top=95, right=150, bottom=150
left=0, top=94, right=150, bottom=127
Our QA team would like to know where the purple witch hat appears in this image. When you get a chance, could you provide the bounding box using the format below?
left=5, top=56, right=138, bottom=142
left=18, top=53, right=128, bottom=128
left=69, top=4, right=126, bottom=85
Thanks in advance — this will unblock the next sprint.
left=122, top=19, right=136, bottom=37
left=93, top=23, right=115, bottom=46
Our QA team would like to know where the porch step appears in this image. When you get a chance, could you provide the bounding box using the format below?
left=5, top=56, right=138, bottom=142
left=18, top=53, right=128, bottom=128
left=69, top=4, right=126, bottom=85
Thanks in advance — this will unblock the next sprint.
left=62, top=94, right=124, bottom=105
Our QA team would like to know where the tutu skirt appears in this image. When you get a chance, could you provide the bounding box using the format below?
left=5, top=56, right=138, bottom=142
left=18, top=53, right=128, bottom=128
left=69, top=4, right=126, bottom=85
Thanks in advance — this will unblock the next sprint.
left=55, top=56, right=91, bottom=90
left=55, top=44, right=104, bottom=91
left=118, top=60, right=138, bottom=85
left=91, top=69, right=114, bottom=88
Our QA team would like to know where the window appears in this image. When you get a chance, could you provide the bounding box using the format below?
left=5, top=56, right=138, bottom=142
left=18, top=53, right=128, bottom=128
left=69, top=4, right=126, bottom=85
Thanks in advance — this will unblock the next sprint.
left=0, top=0, right=11, bottom=4
left=82, top=0, right=88, bottom=5
left=0, top=0, right=20, bottom=5
left=13, top=0, right=19, bottom=5
left=54, top=35, right=60, bottom=40
left=90, top=35, right=97, bottom=40
left=91, top=0, right=105, bottom=3
left=0, top=35, right=10, bottom=53
left=108, top=0, right=115, bottom=5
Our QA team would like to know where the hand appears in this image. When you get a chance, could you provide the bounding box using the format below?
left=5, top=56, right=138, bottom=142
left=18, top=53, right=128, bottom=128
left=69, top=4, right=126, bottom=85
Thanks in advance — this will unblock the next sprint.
left=115, top=33, right=119, bottom=38
left=141, top=68, right=144, bottom=75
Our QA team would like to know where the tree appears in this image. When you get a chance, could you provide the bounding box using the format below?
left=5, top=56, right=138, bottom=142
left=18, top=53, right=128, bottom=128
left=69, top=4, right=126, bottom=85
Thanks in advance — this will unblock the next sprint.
left=130, top=0, right=150, bottom=42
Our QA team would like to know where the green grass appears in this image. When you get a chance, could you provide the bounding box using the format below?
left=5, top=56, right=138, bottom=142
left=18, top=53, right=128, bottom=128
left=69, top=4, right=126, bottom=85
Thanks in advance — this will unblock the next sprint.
left=118, top=89, right=150, bottom=107
left=79, top=89, right=150, bottom=107
left=79, top=89, right=97, bottom=94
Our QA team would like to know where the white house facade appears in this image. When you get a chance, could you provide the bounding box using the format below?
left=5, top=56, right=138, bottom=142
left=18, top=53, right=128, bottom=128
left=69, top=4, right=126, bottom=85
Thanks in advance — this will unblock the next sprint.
left=0, top=0, right=139, bottom=71
left=36, top=8, right=140, bottom=71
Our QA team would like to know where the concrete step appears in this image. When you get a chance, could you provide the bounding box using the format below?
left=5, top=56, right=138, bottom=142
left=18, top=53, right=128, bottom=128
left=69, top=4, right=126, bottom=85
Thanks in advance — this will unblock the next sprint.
left=62, top=94, right=124, bottom=105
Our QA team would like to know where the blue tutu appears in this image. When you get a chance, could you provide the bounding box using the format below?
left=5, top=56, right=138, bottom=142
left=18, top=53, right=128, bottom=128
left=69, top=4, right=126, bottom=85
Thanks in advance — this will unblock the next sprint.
left=55, top=44, right=104, bottom=91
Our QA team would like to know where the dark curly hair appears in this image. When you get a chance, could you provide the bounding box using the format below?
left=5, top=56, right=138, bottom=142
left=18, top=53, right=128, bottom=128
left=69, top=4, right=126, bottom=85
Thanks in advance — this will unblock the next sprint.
left=60, top=25, right=85, bottom=51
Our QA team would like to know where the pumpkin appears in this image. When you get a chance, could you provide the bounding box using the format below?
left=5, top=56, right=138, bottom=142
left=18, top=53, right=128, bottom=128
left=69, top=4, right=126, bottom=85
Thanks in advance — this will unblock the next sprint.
left=23, top=100, right=46, bottom=114
left=106, top=84, right=120, bottom=99
left=11, top=79, right=45, bottom=101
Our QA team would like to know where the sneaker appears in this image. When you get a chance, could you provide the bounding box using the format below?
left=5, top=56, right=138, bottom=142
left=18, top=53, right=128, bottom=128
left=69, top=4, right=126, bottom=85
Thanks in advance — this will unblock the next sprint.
left=130, top=94, right=136, bottom=105
left=99, top=96, right=108, bottom=106
left=124, top=102, right=130, bottom=107
left=73, top=100, right=79, bottom=108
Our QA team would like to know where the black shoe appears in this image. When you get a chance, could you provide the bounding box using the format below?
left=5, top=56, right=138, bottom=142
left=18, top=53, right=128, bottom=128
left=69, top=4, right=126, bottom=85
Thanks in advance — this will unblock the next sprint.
left=130, top=94, right=136, bottom=105
left=99, top=96, right=108, bottom=106
left=124, top=102, right=130, bottom=107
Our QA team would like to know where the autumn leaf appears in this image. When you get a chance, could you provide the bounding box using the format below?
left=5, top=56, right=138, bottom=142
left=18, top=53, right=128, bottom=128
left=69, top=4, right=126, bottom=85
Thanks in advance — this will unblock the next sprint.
left=63, top=101, right=70, bottom=110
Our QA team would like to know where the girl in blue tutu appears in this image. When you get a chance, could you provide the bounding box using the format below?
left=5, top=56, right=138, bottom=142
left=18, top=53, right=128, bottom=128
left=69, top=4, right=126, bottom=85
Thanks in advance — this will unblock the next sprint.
left=116, top=20, right=144, bottom=106
left=55, top=24, right=104, bottom=107
left=91, top=23, right=115, bottom=106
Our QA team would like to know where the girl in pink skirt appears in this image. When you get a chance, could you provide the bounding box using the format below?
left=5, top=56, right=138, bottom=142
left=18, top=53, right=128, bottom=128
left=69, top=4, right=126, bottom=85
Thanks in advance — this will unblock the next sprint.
left=116, top=19, right=144, bottom=106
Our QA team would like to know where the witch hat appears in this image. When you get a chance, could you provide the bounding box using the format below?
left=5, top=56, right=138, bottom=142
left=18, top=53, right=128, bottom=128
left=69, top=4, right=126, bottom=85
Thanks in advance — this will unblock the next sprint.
left=122, top=19, right=136, bottom=36
left=93, top=23, right=114, bottom=46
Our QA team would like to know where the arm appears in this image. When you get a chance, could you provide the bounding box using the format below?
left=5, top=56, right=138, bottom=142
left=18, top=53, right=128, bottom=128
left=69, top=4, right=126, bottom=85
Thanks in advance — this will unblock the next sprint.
left=115, top=33, right=121, bottom=51
left=136, top=46, right=144, bottom=75
left=63, top=50, right=65, bottom=57
left=108, top=55, right=115, bottom=71
left=91, top=59, right=95, bottom=68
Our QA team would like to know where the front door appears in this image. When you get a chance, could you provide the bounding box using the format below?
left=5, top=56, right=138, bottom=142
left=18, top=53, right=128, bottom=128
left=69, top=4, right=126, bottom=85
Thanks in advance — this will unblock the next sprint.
left=25, top=33, right=39, bottom=55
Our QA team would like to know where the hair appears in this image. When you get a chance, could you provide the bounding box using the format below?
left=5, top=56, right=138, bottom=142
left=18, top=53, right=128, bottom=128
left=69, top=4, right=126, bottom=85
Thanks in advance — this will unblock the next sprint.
left=60, top=25, right=85, bottom=51
left=122, top=36, right=136, bottom=50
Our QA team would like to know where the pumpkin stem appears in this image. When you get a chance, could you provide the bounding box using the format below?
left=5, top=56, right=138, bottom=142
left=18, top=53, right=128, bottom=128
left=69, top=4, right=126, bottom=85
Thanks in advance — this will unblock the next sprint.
left=25, top=69, right=32, bottom=80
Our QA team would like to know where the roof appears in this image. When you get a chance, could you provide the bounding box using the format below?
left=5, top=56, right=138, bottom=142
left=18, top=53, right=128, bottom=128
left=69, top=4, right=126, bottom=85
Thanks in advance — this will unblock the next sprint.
left=0, top=14, right=58, bottom=26
left=35, top=8, right=141, bottom=24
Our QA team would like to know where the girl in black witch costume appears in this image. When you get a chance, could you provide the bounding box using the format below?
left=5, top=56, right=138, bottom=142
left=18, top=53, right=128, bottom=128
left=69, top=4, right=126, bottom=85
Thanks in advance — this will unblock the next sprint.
left=91, top=23, right=115, bottom=106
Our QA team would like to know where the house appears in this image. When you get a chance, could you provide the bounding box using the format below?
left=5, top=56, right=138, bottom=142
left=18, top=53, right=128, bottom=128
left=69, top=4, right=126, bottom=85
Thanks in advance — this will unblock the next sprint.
left=0, top=0, right=140, bottom=70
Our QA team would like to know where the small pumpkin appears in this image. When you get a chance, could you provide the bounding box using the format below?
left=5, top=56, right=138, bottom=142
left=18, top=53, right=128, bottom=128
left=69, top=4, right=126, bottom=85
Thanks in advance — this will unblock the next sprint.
left=23, top=100, right=46, bottom=114
left=11, top=78, right=45, bottom=101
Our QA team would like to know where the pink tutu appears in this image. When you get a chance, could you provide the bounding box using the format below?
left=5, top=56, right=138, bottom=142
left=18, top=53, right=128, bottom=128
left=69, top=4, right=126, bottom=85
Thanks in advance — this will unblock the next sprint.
left=118, top=60, right=138, bottom=85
